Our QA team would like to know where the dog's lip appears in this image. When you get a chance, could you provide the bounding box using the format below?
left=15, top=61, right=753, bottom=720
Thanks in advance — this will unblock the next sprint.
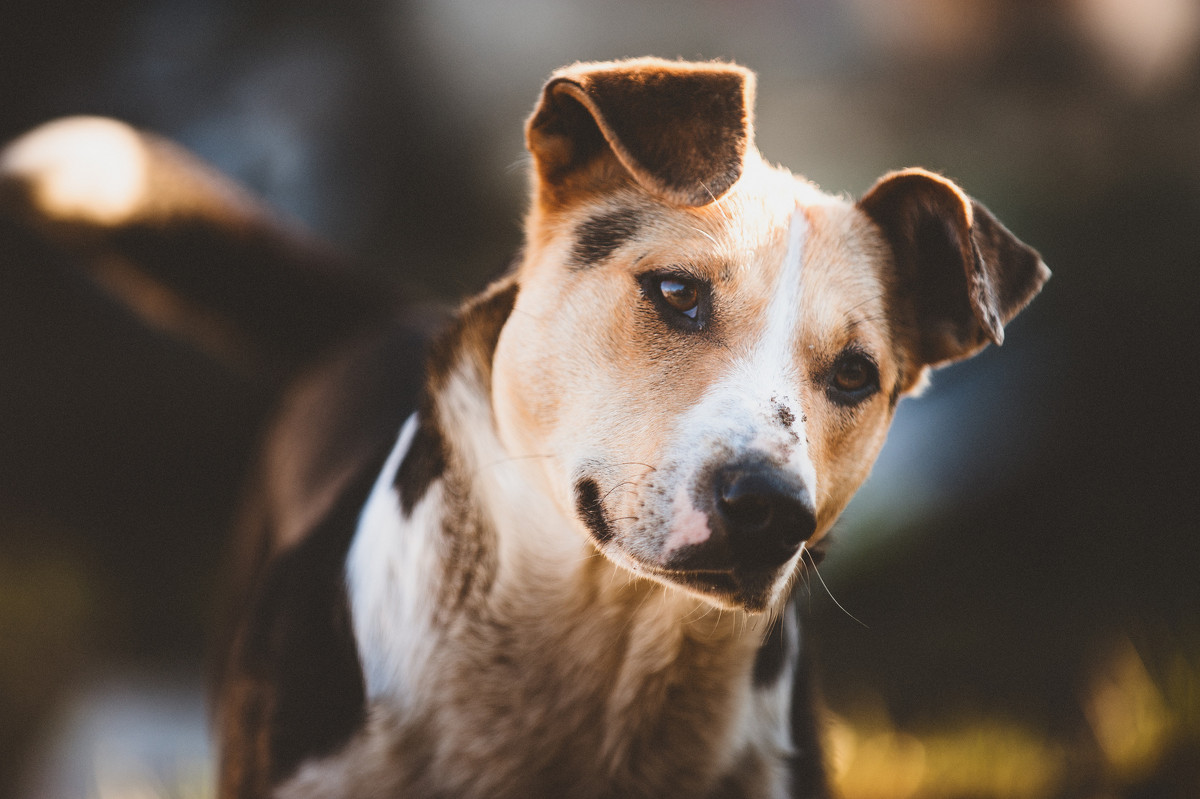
left=623, top=555, right=734, bottom=580
left=629, top=559, right=778, bottom=611
left=668, top=570, right=740, bottom=597
left=651, top=565, right=737, bottom=584
left=599, top=540, right=783, bottom=611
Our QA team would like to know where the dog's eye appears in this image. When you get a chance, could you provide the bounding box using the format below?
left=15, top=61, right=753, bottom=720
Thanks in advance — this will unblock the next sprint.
left=828, top=352, right=880, bottom=404
left=833, top=359, right=871, bottom=391
left=638, top=272, right=708, bottom=330
left=658, top=278, right=699, bottom=318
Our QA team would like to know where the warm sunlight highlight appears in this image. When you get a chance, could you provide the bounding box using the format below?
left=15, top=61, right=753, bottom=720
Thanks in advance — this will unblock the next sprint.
left=1, top=117, right=148, bottom=226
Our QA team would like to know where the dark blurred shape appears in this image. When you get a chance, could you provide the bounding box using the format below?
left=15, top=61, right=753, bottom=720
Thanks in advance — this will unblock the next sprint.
left=1, top=117, right=402, bottom=377
left=0, top=84, right=416, bottom=799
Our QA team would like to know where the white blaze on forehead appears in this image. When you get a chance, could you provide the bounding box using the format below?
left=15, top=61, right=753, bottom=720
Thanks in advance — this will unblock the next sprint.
left=751, top=206, right=819, bottom=494
left=757, top=206, right=808, bottom=387
left=668, top=205, right=819, bottom=446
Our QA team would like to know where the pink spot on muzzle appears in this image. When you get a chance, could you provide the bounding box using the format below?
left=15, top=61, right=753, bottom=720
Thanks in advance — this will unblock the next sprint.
left=662, top=482, right=711, bottom=559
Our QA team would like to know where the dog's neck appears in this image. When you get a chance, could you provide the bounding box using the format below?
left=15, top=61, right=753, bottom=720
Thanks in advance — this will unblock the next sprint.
left=341, top=280, right=796, bottom=797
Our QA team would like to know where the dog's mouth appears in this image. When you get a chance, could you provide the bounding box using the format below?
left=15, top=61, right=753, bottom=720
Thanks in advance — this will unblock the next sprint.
left=593, top=546, right=791, bottom=613
left=642, top=563, right=784, bottom=613
left=573, top=467, right=814, bottom=612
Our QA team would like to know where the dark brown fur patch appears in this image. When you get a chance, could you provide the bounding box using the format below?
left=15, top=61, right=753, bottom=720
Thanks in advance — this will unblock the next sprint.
left=424, top=279, right=519, bottom=394
left=752, top=612, right=787, bottom=688
left=569, top=208, right=641, bottom=268
left=219, top=461, right=382, bottom=797
left=574, top=477, right=614, bottom=543
left=580, top=65, right=748, bottom=205
left=217, top=317, right=435, bottom=799
left=394, top=280, right=519, bottom=510
left=787, top=603, right=830, bottom=797
left=396, top=412, right=447, bottom=515
left=858, top=169, right=1049, bottom=367
left=526, top=59, right=753, bottom=208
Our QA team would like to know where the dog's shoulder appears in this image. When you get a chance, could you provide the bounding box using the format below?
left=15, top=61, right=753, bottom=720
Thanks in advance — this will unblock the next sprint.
left=216, top=312, right=441, bottom=798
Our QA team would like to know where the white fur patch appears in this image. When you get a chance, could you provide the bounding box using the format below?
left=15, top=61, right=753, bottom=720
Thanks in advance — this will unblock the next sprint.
left=346, top=413, right=441, bottom=704
left=647, top=207, right=819, bottom=598
left=757, top=207, right=809, bottom=387
left=747, top=207, right=819, bottom=490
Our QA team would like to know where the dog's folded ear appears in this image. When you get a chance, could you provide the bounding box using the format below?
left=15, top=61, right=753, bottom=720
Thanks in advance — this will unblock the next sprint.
left=526, top=57, right=755, bottom=208
left=859, top=168, right=1050, bottom=372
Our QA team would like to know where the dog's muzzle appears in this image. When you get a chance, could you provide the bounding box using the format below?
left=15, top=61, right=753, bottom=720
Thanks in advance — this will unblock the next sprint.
left=670, top=458, right=816, bottom=575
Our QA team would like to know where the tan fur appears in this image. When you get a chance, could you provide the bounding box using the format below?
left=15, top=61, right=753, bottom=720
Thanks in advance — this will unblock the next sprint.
left=280, top=583, right=770, bottom=798
left=493, top=162, right=901, bottom=604
left=211, top=57, right=1047, bottom=798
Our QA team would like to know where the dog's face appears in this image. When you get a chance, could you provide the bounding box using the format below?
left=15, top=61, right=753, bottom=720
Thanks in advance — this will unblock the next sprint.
left=493, top=59, right=1047, bottom=613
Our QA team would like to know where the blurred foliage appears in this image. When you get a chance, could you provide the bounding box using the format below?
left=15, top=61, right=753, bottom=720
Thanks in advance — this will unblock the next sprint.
left=826, top=636, right=1200, bottom=799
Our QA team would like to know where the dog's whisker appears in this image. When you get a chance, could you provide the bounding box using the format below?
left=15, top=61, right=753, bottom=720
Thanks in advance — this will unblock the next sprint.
left=615, top=461, right=658, bottom=473
left=600, top=481, right=637, bottom=502
left=843, top=292, right=887, bottom=316
left=802, top=546, right=867, bottom=628
left=619, top=583, right=662, bottom=638
left=683, top=601, right=714, bottom=625
left=505, top=155, right=530, bottom=175
left=574, top=546, right=608, bottom=565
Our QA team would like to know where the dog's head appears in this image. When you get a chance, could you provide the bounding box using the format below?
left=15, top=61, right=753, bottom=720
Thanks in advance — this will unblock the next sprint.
left=492, top=58, right=1048, bottom=613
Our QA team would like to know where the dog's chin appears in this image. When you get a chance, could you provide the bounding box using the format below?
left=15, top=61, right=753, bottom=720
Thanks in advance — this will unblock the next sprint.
left=602, top=544, right=787, bottom=614
left=667, top=567, right=789, bottom=614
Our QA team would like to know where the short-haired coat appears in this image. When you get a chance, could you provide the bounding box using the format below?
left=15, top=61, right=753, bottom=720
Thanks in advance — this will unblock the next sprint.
left=215, top=57, right=1048, bottom=799
left=0, top=57, right=1049, bottom=799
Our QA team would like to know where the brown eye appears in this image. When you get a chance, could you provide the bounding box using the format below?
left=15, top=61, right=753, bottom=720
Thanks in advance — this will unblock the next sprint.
left=638, top=271, right=709, bottom=331
left=828, top=352, right=879, bottom=405
left=833, top=359, right=870, bottom=391
left=659, top=278, right=699, bottom=318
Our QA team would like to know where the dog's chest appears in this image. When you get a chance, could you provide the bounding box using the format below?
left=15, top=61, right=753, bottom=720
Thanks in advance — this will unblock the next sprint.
left=280, top=433, right=795, bottom=798
left=280, top=612, right=792, bottom=799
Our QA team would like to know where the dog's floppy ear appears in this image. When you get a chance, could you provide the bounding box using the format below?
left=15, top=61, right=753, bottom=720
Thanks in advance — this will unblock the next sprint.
left=526, top=57, right=755, bottom=208
left=859, top=168, right=1050, bottom=373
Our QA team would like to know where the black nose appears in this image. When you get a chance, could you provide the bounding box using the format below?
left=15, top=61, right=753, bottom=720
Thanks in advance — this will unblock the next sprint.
left=714, top=462, right=816, bottom=570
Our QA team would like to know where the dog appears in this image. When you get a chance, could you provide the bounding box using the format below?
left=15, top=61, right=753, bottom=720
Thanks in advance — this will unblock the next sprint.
left=1, top=57, right=1047, bottom=798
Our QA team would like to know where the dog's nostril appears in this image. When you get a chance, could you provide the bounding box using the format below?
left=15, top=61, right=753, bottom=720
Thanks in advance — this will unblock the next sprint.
left=714, top=464, right=816, bottom=568
left=719, top=479, right=776, bottom=532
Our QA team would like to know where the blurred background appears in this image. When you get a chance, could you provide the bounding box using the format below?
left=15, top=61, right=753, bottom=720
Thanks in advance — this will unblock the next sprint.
left=1, top=0, right=1197, bottom=797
